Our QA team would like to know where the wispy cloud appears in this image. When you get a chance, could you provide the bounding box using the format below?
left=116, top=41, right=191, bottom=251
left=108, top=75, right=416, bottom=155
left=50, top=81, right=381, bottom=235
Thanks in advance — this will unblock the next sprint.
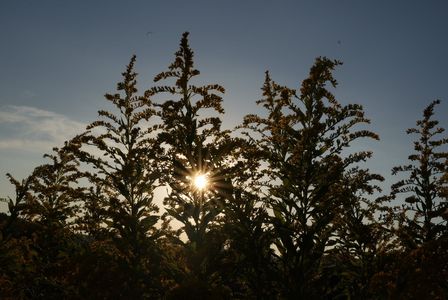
left=0, top=105, right=86, bottom=152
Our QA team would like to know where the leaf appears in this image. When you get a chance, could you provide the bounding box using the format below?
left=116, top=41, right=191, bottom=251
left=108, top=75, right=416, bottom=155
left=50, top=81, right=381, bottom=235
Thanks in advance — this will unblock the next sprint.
left=140, top=215, right=159, bottom=231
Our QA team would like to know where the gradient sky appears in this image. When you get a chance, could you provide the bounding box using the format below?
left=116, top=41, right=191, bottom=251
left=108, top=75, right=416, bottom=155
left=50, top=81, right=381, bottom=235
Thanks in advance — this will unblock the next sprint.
left=1, top=0, right=447, bottom=211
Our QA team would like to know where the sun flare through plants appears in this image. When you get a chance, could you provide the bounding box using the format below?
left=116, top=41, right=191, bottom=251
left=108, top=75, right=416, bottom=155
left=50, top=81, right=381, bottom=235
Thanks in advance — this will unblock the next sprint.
left=193, top=173, right=208, bottom=190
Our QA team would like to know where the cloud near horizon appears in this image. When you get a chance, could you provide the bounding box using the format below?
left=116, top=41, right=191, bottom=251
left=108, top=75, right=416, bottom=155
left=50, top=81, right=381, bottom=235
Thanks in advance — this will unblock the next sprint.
left=0, top=105, right=86, bottom=152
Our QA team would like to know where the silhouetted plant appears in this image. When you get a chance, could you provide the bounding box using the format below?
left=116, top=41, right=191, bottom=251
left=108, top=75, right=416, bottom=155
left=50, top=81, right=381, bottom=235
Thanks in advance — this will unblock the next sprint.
left=391, top=100, right=448, bottom=248
left=215, top=135, right=278, bottom=299
left=322, top=168, right=394, bottom=299
left=149, top=32, right=236, bottom=296
left=242, top=58, right=381, bottom=298
left=1, top=141, right=83, bottom=243
left=1, top=142, right=85, bottom=298
left=76, top=56, right=161, bottom=240
left=1, top=174, right=34, bottom=239
left=71, top=55, right=165, bottom=296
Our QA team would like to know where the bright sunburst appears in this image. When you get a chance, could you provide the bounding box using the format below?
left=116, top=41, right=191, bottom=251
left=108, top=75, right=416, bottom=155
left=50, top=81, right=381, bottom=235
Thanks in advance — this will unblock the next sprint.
left=193, top=173, right=208, bottom=190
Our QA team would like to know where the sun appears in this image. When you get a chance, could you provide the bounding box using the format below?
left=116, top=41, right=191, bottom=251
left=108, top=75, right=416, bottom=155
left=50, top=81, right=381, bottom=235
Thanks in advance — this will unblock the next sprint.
left=193, top=173, right=208, bottom=190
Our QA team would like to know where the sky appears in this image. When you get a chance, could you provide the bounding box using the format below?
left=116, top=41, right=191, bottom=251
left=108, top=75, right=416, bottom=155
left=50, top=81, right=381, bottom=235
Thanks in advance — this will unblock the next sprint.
left=1, top=0, right=447, bottom=211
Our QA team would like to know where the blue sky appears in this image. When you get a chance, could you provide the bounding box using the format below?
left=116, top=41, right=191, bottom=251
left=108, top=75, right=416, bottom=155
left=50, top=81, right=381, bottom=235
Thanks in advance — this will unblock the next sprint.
left=1, top=0, right=447, bottom=210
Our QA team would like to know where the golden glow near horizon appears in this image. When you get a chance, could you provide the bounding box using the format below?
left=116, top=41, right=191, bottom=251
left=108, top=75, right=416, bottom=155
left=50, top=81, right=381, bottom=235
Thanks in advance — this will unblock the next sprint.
left=193, top=173, right=208, bottom=190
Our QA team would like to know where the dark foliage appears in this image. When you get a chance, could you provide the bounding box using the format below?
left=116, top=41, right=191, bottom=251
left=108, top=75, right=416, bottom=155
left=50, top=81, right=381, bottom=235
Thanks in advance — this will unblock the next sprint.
left=1, top=32, right=447, bottom=299
left=390, top=100, right=448, bottom=248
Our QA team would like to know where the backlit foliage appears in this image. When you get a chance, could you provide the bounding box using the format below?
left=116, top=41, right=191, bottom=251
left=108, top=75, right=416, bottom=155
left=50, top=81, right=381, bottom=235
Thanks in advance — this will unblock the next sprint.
left=391, top=100, right=448, bottom=248
left=1, top=32, right=447, bottom=299
left=241, top=58, right=383, bottom=298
